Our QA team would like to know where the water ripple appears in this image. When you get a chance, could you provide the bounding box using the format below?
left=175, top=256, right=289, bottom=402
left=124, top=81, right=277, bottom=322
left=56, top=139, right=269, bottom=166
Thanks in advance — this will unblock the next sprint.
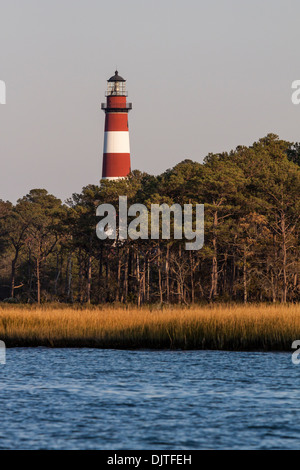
left=0, top=349, right=299, bottom=449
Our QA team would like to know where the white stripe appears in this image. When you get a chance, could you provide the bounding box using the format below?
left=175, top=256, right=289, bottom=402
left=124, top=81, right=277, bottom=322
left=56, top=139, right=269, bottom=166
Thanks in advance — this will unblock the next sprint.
left=103, top=131, right=130, bottom=154
left=101, top=176, right=126, bottom=180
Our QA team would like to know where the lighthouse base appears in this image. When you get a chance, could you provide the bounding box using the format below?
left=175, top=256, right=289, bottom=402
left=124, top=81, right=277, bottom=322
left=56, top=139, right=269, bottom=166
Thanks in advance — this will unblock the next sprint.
left=101, top=176, right=126, bottom=181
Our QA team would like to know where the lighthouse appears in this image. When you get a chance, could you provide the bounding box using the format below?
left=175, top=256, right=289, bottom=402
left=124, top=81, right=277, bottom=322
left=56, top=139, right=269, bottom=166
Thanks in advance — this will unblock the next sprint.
left=101, top=71, right=132, bottom=180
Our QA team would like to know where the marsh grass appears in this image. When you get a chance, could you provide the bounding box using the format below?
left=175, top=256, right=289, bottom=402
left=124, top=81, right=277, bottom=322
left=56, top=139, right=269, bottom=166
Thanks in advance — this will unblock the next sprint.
left=0, top=303, right=299, bottom=350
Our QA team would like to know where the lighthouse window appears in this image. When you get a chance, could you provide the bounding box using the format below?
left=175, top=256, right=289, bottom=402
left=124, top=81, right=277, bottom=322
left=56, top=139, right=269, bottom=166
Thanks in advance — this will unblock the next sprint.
left=107, top=81, right=126, bottom=96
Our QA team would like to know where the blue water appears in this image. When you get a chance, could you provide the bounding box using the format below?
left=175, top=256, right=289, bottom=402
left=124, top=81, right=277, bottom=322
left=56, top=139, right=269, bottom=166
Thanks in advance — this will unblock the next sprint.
left=0, top=349, right=299, bottom=449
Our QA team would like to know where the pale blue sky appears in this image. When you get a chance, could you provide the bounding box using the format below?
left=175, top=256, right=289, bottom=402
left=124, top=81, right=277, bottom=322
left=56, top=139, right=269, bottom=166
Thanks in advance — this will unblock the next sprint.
left=0, top=0, right=299, bottom=202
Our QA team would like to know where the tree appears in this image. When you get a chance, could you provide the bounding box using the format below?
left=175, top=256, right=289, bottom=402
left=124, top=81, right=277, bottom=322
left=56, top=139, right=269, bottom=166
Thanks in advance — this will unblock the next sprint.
left=19, top=189, right=65, bottom=304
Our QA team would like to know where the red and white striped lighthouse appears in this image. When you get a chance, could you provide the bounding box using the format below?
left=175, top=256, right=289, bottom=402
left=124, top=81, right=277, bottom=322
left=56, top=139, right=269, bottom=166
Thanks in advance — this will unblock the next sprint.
left=101, top=71, right=132, bottom=180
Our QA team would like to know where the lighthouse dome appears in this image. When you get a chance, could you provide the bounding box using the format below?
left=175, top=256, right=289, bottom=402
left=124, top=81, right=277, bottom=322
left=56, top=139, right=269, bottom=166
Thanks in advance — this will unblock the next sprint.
left=108, top=70, right=126, bottom=82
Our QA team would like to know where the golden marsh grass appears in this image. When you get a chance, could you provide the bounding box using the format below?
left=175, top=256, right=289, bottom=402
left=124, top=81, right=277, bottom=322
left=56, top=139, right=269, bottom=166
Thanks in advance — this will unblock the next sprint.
left=0, top=303, right=299, bottom=350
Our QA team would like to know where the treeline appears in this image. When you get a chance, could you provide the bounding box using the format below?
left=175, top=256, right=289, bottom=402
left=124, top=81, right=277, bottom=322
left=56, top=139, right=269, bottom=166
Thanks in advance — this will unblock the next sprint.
left=0, top=134, right=299, bottom=305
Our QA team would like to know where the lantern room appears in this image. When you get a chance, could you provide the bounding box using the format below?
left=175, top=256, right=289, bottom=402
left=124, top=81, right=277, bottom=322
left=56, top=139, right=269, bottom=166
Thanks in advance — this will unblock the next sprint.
left=105, top=70, right=128, bottom=97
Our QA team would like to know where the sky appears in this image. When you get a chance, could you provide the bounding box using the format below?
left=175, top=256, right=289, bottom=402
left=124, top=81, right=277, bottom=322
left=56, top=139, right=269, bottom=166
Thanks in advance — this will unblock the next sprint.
left=0, top=0, right=299, bottom=203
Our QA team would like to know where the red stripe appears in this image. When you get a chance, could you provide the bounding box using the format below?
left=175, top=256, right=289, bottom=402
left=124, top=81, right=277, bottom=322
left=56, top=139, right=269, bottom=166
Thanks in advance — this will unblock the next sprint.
left=102, top=153, right=131, bottom=178
left=105, top=114, right=128, bottom=131
left=106, top=95, right=127, bottom=108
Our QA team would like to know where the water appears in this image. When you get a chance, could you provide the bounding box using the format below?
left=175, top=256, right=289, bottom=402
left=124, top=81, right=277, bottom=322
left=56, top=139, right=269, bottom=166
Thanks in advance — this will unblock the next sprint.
left=0, top=348, right=299, bottom=449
